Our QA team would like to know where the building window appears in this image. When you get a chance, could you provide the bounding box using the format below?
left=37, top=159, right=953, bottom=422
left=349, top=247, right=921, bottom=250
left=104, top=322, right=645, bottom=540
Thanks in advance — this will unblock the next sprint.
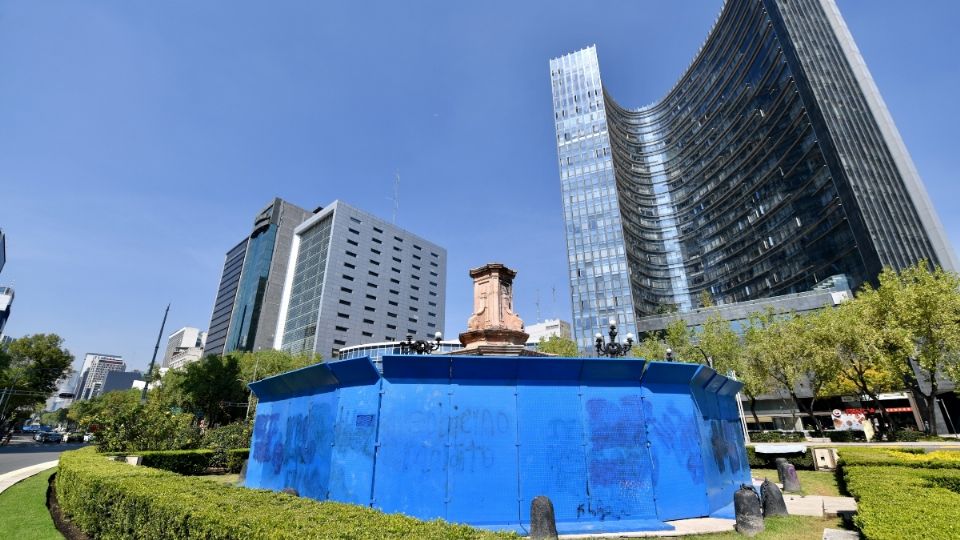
left=409, top=306, right=418, bottom=312
left=371, top=248, right=381, bottom=255
left=386, top=323, right=396, bottom=330
left=337, top=312, right=350, bottom=319
left=429, top=281, right=438, bottom=287
left=364, top=306, right=376, bottom=312
left=334, top=339, right=346, bottom=346
left=393, top=246, right=402, bottom=252
left=393, top=236, right=403, bottom=242
left=388, top=312, right=397, bottom=318
left=430, top=261, right=438, bottom=267
left=430, top=252, right=439, bottom=258
left=369, top=270, right=379, bottom=277
left=363, top=318, right=374, bottom=324
left=411, top=274, right=420, bottom=280
left=388, top=300, right=398, bottom=306
left=339, top=299, right=351, bottom=306
left=348, top=228, right=360, bottom=235
left=362, top=331, right=373, bottom=337
left=392, top=256, right=402, bottom=263
left=389, top=289, right=399, bottom=295
left=344, top=262, right=355, bottom=269
left=372, top=238, right=382, bottom=244
left=411, top=285, right=420, bottom=291
left=341, top=287, right=353, bottom=294
left=350, top=217, right=362, bottom=224
left=335, top=326, right=348, bottom=332
left=410, top=295, right=419, bottom=301
left=430, top=271, right=438, bottom=277
left=373, top=226, right=383, bottom=233
left=408, top=317, right=417, bottom=323
left=342, top=274, right=354, bottom=281
left=367, top=282, right=378, bottom=288
left=370, top=259, right=380, bottom=265
left=345, top=251, right=357, bottom=258
left=391, top=267, right=401, bottom=273
left=412, top=264, right=421, bottom=270
left=413, top=244, right=422, bottom=251
left=347, top=239, right=358, bottom=246
left=390, top=278, right=400, bottom=284
left=366, top=294, right=376, bottom=300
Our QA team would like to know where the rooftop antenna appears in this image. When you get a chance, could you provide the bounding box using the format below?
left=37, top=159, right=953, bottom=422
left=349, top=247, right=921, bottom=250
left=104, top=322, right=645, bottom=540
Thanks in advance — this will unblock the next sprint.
left=535, top=289, right=542, bottom=322
left=392, top=170, right=400, bottom=224
left=551, top=286, right=557, bottom=319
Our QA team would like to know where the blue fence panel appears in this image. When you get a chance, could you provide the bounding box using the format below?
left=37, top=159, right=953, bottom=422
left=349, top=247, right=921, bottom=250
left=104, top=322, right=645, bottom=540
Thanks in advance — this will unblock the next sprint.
left=640, top=362, right=709, bottom=521
left=447, top=356, right=520, bottom=529
left=374, top=366, right=449, bottom=520
left=282, top=390, right=338, bottom=499
left=247, top=398, right=288, bottom=489
left=688, top=367, right=729, bottom=513
left=516, top=358, right=588, bottom=533
left=579, top=362, right=667, bottom=531
left=717, top=380, right=751, bottom=493
left=328, top=381, right=382, bottom=505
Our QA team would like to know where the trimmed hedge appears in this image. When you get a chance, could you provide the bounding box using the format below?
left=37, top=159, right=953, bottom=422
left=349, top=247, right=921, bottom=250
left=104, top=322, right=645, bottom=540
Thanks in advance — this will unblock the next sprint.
left=843, top=465, right=960, bottom=540
left=748, top=431, right=806, bottom=443
left=747, top=447, right=814, bottom=470
left=57, top=448, right=517, bottom=539
left=109, top=448, right=251, bottom=475
left=839, top=447, right=960, bottom=469
left=825, top=430, right=866, bottom=443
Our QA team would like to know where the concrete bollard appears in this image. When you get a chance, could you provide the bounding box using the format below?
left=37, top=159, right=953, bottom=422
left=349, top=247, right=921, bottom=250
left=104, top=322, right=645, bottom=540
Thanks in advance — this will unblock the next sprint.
left=774, top=457, right=789, bottom=484
left=760, top=479, right=788, bottom=517
left=530, top=495, right=559, bottom=540
left=734, top=484, right=764, bottom=536
left=782, top=463, right=802, bottom=492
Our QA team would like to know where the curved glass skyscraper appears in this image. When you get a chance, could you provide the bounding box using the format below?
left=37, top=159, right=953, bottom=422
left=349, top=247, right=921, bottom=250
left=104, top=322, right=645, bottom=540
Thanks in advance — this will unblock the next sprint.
left=551, top=0, right=957, bottom=349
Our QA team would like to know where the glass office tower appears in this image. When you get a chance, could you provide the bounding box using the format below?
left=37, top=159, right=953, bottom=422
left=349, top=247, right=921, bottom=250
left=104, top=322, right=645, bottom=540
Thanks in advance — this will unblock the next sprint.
left=551, top=0, right=956, bottom=350
left=204, top=198, right=313, bottom=357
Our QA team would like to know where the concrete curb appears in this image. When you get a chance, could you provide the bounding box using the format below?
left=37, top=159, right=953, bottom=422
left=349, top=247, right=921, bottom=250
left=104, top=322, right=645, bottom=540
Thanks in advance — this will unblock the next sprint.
left=0, top=460, right=59, bottom=495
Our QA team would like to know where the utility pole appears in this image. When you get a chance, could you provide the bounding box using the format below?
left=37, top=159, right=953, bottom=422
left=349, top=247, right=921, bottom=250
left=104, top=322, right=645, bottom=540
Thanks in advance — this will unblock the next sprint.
left=141, top=304, right=170, bottom=403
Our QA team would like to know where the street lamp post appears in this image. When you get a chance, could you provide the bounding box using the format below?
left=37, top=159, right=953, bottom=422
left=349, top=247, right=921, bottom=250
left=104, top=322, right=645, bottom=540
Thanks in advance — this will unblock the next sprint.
left=399, top=332, right=443, bottom=355
left=595, top=318, right=634, bottom=357
left=694, top=345, right=713, bottom=369
left=665, top=348, right=673, bottom=362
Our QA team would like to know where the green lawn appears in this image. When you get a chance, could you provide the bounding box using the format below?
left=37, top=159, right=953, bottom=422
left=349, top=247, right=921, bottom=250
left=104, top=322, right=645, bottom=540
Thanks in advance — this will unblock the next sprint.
left=680, top=515, right=844, bottom=540
left=0, top=468, right=62, bottom=540
left=198, top=472, right=241, bottom=485
left=752, top=468, right=842, bottom=497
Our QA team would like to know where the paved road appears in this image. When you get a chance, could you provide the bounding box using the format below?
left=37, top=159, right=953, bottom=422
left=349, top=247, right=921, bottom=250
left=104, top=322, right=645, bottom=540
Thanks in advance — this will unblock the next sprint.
left=0, top=438, right=87, bottom=475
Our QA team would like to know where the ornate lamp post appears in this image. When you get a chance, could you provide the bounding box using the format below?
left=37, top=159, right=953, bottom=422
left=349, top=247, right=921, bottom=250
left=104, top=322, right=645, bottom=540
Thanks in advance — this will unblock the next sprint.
left=595, top=318, right=634, bottom=357
left=399, top=332, right=443, bottom=355
left=665, top=348, right=673, bottom=362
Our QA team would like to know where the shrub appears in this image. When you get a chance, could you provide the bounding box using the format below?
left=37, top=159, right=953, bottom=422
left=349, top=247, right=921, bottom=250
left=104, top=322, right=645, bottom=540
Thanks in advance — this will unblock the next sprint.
left=748, top=431, right=805, bottom=443
left=202, top=421, right=252, bottom=468
left=747, top=447, right=814, bottom=470
left=825, top=430, right=866, bottom=442
left=56, top=447, right=516, bottom=539
left=891, top=429, right=923, bottom=442
left=838, top=447, right=960, bottom=469
left=139, top=449, right=215, bottom=475
left=843, top=465, right=960, bottom=540
left=226, top=448, right=249, bottom=473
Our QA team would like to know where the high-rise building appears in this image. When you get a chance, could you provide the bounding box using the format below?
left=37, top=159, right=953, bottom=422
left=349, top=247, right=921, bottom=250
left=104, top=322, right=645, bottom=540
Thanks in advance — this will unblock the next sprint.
left=0, top=287, right=13, bottom=340
left=275, top=201, right=447, bottom=359
left=204, top=239, right=248, bottom=357
left=76, top=353, right=125, bottom=400
left=550, top=0, right=957, bottom=350
left=204, top=198, right=313, bottom=356
left=0, top=228, right=6, bottom=274
left=162, top=327, right=207, bottom=370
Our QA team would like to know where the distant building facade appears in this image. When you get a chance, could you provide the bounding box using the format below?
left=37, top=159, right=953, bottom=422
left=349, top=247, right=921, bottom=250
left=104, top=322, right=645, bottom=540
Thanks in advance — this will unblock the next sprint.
left=101, top=370, right=145, bottom=395
left=551, top=0, right=957, bottom=350
left=0, top=287, right=12, bottom=340
left=204, top=198, right=313, bottom=356
left=75, top=353, right=125, bottom=400
left=162, top=327, right=207, bottom=370
left=525, top=319, right=573, bottom=345
left=0, top=228, right=6, bottom=274
left=276, top=201, right=447, bottom=359
left=204, top=239, right=248, bottom=357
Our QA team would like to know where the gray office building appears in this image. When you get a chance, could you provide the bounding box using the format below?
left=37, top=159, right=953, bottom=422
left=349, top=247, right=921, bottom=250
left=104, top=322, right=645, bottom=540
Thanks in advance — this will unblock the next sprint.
left=0, top=228, right=6, bottom=274
left=204, top=198, right=313, bottom=356
left=276, top=201, right=447, bottom=359
left=551, top=0, right=957, bottom=350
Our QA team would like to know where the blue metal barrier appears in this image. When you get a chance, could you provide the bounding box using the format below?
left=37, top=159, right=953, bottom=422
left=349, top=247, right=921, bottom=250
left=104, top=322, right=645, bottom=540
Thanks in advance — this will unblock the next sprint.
left=246, top=355, right=750, bottom=534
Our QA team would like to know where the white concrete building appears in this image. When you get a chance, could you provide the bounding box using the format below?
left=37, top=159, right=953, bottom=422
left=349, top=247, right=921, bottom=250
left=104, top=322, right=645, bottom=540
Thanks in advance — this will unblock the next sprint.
left=163, top=327, right=207, bottom=370
left=525, top=319, right=572, bottom=345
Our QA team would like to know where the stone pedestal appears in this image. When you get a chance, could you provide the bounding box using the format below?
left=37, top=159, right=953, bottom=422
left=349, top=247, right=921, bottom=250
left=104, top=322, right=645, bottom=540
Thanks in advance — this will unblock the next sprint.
left=458, top=263, right=531, bottom=351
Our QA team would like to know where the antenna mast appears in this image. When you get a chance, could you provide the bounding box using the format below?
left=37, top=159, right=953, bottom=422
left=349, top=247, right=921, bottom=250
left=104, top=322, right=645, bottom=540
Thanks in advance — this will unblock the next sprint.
left=535, top=289, right=541, bottom=322
left=393, top=170, right=400, bottom=224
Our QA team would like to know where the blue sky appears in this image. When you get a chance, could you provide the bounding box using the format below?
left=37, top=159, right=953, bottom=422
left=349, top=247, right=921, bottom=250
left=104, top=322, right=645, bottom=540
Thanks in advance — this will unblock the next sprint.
left=2, top=1, right=958, bottom=372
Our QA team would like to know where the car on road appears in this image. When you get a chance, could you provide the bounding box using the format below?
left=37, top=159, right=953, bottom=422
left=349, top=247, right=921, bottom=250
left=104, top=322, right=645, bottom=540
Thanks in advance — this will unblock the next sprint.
left=34, top=431, right=63, bottom=443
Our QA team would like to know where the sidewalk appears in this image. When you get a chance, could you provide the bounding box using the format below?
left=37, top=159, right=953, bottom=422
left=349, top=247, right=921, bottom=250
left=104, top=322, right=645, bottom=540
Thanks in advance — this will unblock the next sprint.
left=0, top=460, right=59, bottom=495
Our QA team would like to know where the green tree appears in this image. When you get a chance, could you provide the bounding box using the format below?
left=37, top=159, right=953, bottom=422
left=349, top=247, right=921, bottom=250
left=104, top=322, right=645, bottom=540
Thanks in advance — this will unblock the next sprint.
left=697, top=313, right=740, bottom=371
left=819, top=294, right=907, bottom=435
left=630, top=318, right=695, bottom=362
left=631, top=335, right=669, bottom=361
left=232, top=349, right=319, bottom=384
left=179, top=355, right=248, bottom=426
left=84, top=389, right=201, bottom=452
left=753, top=312, right=837, bottom=434
left=536, top=335, right=580, bottom=357
left=878, top=262, right=960, bottom=435
left=0, top=334, right=73, bottom=430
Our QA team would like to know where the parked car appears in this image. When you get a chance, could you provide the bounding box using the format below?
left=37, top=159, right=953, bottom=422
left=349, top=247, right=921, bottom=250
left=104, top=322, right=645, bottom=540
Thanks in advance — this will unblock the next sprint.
left=34, top=431, right=62, bottom=444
